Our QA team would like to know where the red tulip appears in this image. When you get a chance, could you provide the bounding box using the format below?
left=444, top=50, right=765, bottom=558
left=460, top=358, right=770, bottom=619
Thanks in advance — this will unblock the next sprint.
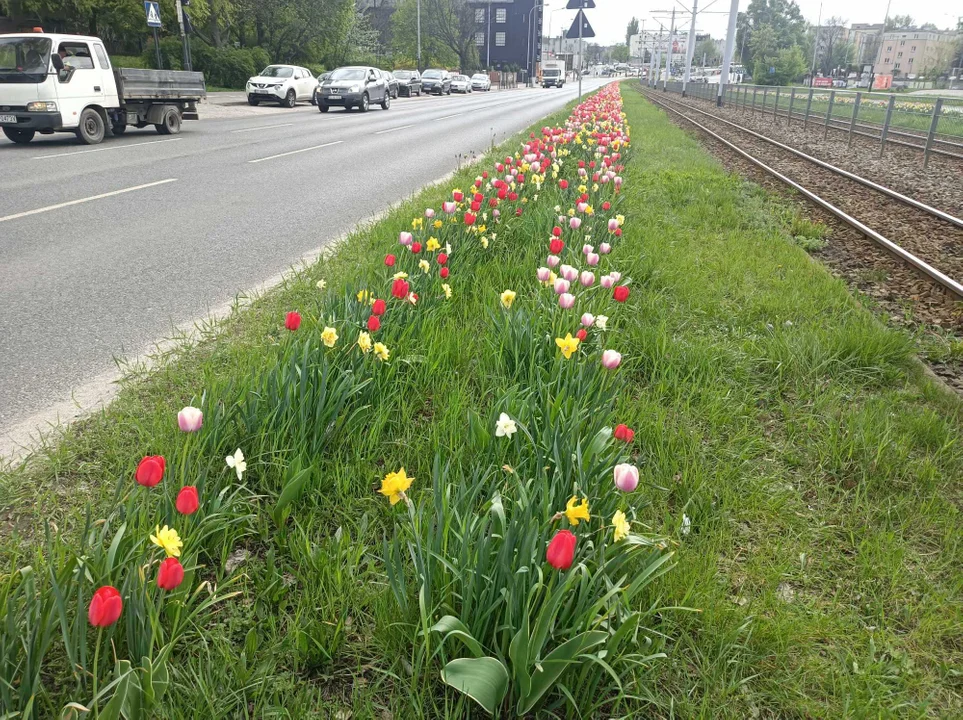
left=385, top=254, right=396, bottom=267
left=578, top=160, right=586, bottom=168
left=508, top=192, right=518, bottom=201
left=471, top=201, right=482, bottom=212
left=576, top=328, right=587, bottom=342
left=482, top=171, right=489, bottom=179
left=437, top=253, right=448, bottom=265
left=135, top=455, right=165, bottom=488
left=440, top=267, right=450, bottom=279
left=473, top=192, right=483, bottom=202
left=391, top=278, right=410, bottom=299
left=614, top=424, right=635, bottom=443
left=157, top=557, right=185, bottom=591
left=559, top=179, right=569, bottom=190
left=581, top=193, right=589, bottom=203
left=489, top=198, right=499, bottom=208
left=552, top=226, right=562, bottom=237
left=602, top=201, right=611, bottom=211
left=176, top=486, right=199, bottom=515
left=615, top=228, right=622, bottom=238
left=372, top=299, right=387, bottom=316
left=546, top=530, right=577, bottom=571
left=88, top=586, right=122, bottom=627
left=453, top=190, right=464, bottom=202
left=411, top=242, right=422, bottom=254
left=367, top=315, right=381, bottom=332
left=285, top=311, right=301, bottom=332
left=498, top=188, right=508, bottom=200
left=549, top=239, right=564, bottom=255
left=464, top=212, right=476, bottom=226
left=516, top=208, right=523, bottom=217
left=613, top=286, right=630, bottom=303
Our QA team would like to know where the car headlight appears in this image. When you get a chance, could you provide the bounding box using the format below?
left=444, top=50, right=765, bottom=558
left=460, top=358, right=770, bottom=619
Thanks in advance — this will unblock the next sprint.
left=26, top=101, right=57, bottom=112
left=349, top=85, right=361, bottom=93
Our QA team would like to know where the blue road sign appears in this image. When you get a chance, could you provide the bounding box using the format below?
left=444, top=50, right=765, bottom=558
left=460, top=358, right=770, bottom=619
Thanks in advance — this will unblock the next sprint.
left=145, top=1, right=162, bottom=28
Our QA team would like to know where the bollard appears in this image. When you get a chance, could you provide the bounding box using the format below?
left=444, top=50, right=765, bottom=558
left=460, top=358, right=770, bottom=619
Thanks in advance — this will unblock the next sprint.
left=847, top=93, right=861, bottom=147
left=787, top=88, right=795, bottom=126
left=879, top=95, right=895, bottom=157
left=804, top=88, right=814, bottom=129
left=923, top=98, right=943, bottom=169
left=824, top=90, right=835, bottom=139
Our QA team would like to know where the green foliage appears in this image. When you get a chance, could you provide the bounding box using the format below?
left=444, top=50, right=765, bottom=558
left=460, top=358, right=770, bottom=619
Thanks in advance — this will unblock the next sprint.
left=750, top=25, right=807, bottom=85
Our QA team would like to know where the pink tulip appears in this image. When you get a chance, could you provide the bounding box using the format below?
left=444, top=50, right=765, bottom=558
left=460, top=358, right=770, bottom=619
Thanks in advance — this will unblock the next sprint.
left=425, top=208, right=435, bottom=218
left=601, top=349, right=622, bottom=369
left=399, top=231, right=413, bottom=246
left=582, top=244, right=593, bottom=256
left=587, top=253, right=600, bottom=267
left=608, top=219, right=619, bottom=232
left=559, top=293, right=576, bottom=309
left=558, top=215, right=567, bottom=223
left=601, top=274, right=614, bottom=289
left=554, top=278, right=571, bottom=295
left=547, top=254, right=561, bottom=268
left=560, top=265, right=578, bottom=282
left=570, top=217, right=582, bottom=230
left=536, top=267, right=551, bottom=282
left=601, top=175, right=610, bottom=184
left=443, top=202, right=457, bottom=214
left=493, top=209, right=501, bottom=219
left=177, top=406, right=203, bottom=433
left=615, top=177, right=623, bottom=187
left=578, top=167, right=588, bottom=177
left=577, top=202, right=588, bottom=213
left=599, top=242, right=612, bottom=255
left=580, top=271, right=595, bottom=287
left=609, top=271, right=622, bottom=282
left=613, top=463, right=639, bottom=492
left=581, top=312, right=595, bottom=327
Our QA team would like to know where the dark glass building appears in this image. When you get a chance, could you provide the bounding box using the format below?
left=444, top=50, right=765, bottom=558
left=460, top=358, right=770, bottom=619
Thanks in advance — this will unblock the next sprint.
left=469, top=0, right=544, bottom=73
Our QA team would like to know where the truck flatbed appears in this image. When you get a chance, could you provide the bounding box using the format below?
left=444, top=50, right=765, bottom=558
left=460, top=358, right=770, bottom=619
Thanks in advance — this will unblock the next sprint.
left=112, top=68, right=206, bottom=102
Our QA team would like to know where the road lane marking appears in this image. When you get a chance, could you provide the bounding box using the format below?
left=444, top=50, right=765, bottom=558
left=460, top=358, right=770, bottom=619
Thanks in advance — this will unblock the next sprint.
left=375, top=124, right=414, bottom=135
left=0, top=179, right=178, bottom=224
left=230, top=123, right=294, bottom=134
left=32, top=138, right=182, bottom=160
left=248, top=140, right=342, bottom=164
left=434, top=113, right=465, bottom=121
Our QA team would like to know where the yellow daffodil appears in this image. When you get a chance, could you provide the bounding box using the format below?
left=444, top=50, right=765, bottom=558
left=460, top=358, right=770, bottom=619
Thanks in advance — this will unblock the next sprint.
left=442, top=283, right=452, bottom=299
left=379, top=467, right=413, bottom=505
left=357, top=289, right=372, bottom=304
left=392, top=271, right=409, bottom=280
left=578, top=185, right=588, bottom=194
left=374, top=342, right=390, bottom=362
left=585, top=205, right=595, bottom=216
left=316, top=279, right=326, bottom=291
left=433, top=220, right=443, bottom=230
left=477, top=225, right=486, bottom=233
left=565, top=496, right=590, bottom=526
left=612, top=510, right=630, bottom=542
left=357, top=331, right=372, bottom=354
left=426, top=237, right=441, bottom=252
left=567, top=208, right=576, bottom=217
left=556, top=333, right=580, bottom=359
left=500, top=290, right=517, bottom=309
left=616, top=214, right=625, bottom=226
left=592, top=183, right=600, bottom=192
left=412, top=217, right=423, bottom=230
left=321, top=327, right=338, bottom=348
left=150, top=525, right=183, bottom=558
left=419, top=259, right=431, bottom=274
left=480, top=236, right=489, bottom=249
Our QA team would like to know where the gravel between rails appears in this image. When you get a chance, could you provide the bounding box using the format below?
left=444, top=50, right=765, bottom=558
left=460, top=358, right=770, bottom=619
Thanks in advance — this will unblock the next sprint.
left=654, top=91, right=963, bottom=220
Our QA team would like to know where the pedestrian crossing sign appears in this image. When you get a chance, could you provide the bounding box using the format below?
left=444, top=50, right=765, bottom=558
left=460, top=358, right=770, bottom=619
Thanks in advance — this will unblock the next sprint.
left=145, top=1, right=162, bottom=28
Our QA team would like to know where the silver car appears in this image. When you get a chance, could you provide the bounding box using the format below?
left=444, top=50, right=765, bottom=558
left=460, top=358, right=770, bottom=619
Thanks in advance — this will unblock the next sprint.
left=318, top=66, right=392, bottom=113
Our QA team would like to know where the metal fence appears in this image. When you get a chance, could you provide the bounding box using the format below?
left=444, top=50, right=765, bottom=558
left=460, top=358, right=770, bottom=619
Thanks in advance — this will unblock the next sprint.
left=646, top=79, right=963, bottom=167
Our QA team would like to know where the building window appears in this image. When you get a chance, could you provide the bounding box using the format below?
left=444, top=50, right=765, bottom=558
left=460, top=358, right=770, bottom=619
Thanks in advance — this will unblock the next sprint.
left=886, top=45, right=892, bottom=51
left=496, top=8, right=507, bottom=23
left=884, top=57, right=890, bottom=63
left=475, top=8, right=484, bottom=23
left=911, top=45, right=916, bottom=51
left=897, top=52, right=903, bottom=58
left=900, top=40, right=905, bottom=45
left=495, top=31, right=506, bottom=46
left=475, top=32, right=485, bottom=46
left=894, top=62, right=900, bottom=69
left=908, top=57, right=914, bottom=63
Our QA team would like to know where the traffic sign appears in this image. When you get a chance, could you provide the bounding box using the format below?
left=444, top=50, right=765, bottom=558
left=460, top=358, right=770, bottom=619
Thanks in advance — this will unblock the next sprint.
left=145, top=1, right=162, bottom=28
left=566, top=0, right=596, bottom=8
left=566, top=10, right=596, bottom=39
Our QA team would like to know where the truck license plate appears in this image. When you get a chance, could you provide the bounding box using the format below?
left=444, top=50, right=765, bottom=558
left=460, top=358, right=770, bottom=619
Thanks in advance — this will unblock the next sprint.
left=0, top=114, right=16, bottom=123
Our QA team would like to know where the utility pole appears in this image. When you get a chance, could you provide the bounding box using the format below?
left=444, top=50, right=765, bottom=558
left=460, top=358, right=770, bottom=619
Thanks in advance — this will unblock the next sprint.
left=174, top=0, right=191, bottom=71
left=417, top=0, right=422, bottom=71
left=868, top=0, right=892, bottom=92
left=487, top=1, right=492, bottom=67
left=718, top=0, right=739, bottom=106
left=809, top=2, right=822, bottom=86
left=663, top=8, right=676, bottom=90
left=683, top=0, right=699, bottom=95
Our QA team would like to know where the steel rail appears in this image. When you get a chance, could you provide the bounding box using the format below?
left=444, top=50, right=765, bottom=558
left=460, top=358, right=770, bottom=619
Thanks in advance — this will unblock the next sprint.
left=643, top=91, right=963, bottom=300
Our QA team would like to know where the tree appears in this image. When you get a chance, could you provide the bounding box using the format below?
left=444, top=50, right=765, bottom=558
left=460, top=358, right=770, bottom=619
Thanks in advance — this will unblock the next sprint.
left=391, top=0, right=478, bottom=72
left=626, top=17, right=639, bottom=47
left=694, top=36, right=720, bottom=66
left=611, top=44, right=629, bottom=63
left=886, top=15, right=913, bottom=31
left=391, top=0, right=459, bottom=70
left=814, top=17, right=848, bottom=75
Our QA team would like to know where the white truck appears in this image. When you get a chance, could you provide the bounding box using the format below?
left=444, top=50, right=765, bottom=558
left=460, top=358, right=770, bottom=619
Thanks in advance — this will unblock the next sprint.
left=0, top=32, right=206, bottom=145
left=542, top=61, right=565, bottom=89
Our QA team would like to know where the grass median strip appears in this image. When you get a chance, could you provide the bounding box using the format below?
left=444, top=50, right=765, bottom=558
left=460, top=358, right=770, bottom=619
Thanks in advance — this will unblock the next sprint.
left=1, top=84, right=961, bottom=719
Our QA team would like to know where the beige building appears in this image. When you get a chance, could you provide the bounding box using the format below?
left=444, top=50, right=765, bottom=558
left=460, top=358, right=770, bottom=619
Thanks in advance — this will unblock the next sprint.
left=875, top=29, right=958, bottom=78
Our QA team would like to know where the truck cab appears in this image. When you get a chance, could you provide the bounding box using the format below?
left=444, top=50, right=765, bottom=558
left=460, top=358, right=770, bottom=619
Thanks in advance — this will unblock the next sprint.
left=542, top=62, right=565, bottom=89
left=0, top=31, right=204, bottom=145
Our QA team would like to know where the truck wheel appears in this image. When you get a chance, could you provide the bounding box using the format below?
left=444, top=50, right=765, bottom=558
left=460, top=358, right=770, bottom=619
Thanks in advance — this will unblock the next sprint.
left=77, top=108, right=105, bottom=145
left=2, top=127, right=35, bottom=144
left=155, top=108, right=181, bottom=135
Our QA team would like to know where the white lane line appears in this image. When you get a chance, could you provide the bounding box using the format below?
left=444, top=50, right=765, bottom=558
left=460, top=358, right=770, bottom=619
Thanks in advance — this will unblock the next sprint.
left=434, top=113, right=465, bottom=122
left=230, top=123, right=294, bottom=134
left=0, top=179, right=178, bottom=224
left=248, top=140, right=342, bottom=164
left=375, top=124, right=414, bottom=135
left=32, top=138, right=182, bottom=160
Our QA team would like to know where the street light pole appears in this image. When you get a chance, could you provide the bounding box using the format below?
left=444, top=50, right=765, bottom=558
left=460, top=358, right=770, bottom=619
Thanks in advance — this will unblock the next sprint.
left=417, top=0, right=422, bottom=71
left=528, top=2, right=548, bottom=84
left=487, top=1, right=492, bottom=67
left=868, top=0, right=892, bottom=92
left=810, top=1, right=822, bottom=86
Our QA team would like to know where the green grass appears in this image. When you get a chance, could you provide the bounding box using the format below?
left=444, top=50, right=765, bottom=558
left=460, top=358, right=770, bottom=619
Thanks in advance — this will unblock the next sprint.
left=2, top=85, right=962, bottom=718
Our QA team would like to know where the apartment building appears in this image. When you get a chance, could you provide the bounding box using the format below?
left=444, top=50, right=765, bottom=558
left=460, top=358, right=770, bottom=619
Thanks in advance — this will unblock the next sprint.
left=470, top=0, right=543, bottom=72
left=875, top=28, right=957, bottom=78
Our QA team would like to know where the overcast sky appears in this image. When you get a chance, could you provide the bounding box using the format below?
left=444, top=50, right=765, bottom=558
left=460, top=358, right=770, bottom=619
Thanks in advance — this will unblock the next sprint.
left=545, top=0, right=961, bottom=46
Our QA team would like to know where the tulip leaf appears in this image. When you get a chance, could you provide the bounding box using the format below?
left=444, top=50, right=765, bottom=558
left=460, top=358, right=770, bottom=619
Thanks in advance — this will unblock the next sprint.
left=106, top=522, right=127, bottom=574
left=517, top=630, right=608, bottom=715
left=272, top=466, right=311, bottom=526
left=508, top=610, right=531, bottom=700
left=441, top=657, right=509, bottom=715
left=430, top=615, right=483, bottom=658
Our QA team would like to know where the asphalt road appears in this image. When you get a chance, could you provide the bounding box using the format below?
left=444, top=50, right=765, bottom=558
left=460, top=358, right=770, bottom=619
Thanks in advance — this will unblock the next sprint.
left=0, top=80, right=606, bottom=455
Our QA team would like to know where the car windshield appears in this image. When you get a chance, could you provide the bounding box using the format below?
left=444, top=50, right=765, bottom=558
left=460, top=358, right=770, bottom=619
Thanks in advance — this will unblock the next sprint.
left=330, top=67, right=366, bottom=81
left=0, top=37, right=52, bottom=83
left=260, top=66, right=294, bottom=78
left=423, top=70, right=442, bottom=79
left=454, top=75, right=469, bottom=81
left=472, top=74, right=487, bottom=80
left=394, top=71, right=413, bottom=79
left=544, top=69, right=561, bottom=76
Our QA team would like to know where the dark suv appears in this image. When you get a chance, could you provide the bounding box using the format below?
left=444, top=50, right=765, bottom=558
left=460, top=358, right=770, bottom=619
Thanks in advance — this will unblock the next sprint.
left=318, top=66, right=391, bottom=112
left=393, top=69, right=422, bottom=97
left=421, top=69, right=452, bottom=95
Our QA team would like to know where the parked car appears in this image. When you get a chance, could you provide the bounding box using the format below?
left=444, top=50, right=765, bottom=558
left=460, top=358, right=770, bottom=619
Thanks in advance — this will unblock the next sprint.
left=382, top=70, right=399, bottom=99
left=470, top=73, right=491, bottom=91
left=317, top=65, right=391, bottom=112
left=246, top=65, right=317, bottom=107
left=422, top=69, right=452, bottom=95
left=450, top=74, right=472, bottom=93
left=394, top=70, right=422, bottom=96
left=311, top=71, right=331, bottom=105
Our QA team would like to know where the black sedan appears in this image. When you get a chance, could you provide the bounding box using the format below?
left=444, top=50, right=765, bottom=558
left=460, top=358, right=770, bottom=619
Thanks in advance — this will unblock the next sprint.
left=421, top=69, right=452, bottom=95
left=393, top=69, right=422, bottom=97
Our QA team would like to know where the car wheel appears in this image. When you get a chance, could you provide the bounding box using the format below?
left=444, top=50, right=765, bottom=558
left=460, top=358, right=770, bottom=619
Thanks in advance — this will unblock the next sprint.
left=77, top=107, right=106, bottom=145
left=248, top=95, right=260, bottom=106
left=155, top=107, right=181, bottom=135
left=2, top=127, right=35, bottom=144
left=446, top=87, right=451, bottom=95
left=381, top=92, right=391, bottom=110
left=284, top=89, right=296, bottom=108
left=319, top=103, right=329, bottom=113
left=359, top=93, right=370, bottom=112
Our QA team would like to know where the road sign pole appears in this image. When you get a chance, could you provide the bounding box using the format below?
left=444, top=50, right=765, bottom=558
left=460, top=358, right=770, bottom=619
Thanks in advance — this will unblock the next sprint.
left=174, top=0, right=190, bottom=71
left=153, top=27, right=162, bottom=69
left=578, top=11, right=583, bottom=100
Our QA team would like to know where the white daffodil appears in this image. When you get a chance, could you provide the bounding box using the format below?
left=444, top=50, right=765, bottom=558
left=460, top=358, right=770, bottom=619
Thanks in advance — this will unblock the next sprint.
left=595, top=315, right=609, bottom=331
left=495, top=412, right=517, bottom=439
left=226, top=448, right=247, bottom=481
left=681, top=513, right=691, bottom=536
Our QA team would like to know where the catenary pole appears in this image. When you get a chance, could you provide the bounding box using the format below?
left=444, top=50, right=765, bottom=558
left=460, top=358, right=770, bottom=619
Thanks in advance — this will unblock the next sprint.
left=663, top=8, right=675, bottom=90
left=683, top=0, right=699, bottom=95
left=809, top=2, right=822, bottom=85
left=718, top=0, right=739, bottom=106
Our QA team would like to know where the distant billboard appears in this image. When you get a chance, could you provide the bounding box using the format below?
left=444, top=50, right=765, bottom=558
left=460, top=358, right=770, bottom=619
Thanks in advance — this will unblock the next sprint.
left=813, top=76, right=832, bottom=87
